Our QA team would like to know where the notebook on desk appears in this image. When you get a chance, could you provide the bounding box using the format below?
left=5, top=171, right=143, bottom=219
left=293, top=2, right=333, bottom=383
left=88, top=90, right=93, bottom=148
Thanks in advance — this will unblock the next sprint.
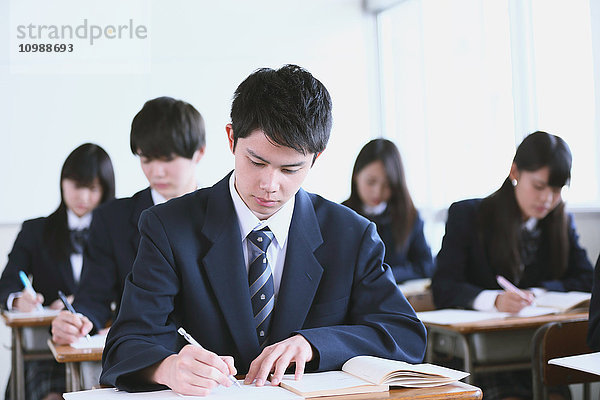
left=279, top=355, right=469, bottom=397
left=70, top=333, right=106, bottom=349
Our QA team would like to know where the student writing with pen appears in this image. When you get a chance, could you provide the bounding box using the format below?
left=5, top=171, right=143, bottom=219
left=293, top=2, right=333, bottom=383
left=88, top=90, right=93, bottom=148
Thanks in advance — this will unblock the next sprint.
left=51, top=97, right=207, bottom=346
left=0, top=143, right=115, bottom=400
left=100, top=65, right=426, bottom=396
left=431, top=132, right=593, bottom=400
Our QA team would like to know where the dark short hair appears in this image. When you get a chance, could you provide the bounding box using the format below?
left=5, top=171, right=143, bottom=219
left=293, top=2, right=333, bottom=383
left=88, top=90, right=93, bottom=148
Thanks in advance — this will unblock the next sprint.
left=230, top=64, right=332, bottom=157
left=130, top=96, right=206, bottom=160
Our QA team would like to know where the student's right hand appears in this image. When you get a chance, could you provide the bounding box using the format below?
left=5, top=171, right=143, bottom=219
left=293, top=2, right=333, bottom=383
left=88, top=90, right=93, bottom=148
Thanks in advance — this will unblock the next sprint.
left=51, top=310, right=93, bottom=344
left=495, top=290, right=534, bottom=313
left=151, top=344, right=237, bottom=396
left=13, top=290, right=44, bottom=312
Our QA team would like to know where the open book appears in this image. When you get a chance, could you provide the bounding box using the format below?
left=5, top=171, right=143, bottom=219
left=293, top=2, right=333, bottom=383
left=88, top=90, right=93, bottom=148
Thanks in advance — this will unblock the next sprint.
left=279, top=355, right=469, bottom=397
left=532, top=291, right=590, bottom=312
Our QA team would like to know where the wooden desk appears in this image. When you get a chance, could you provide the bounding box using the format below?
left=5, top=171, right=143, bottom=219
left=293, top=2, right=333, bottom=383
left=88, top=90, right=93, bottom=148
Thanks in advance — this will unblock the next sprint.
left=47, top=339, right=103, bottom=392
left=424, top=311, right=589, bottom=384
left=2, top=312, right=58, bottom=400
left=63, top=381, right=482, bottom=400
left=319, top=381, right=482, bottom=399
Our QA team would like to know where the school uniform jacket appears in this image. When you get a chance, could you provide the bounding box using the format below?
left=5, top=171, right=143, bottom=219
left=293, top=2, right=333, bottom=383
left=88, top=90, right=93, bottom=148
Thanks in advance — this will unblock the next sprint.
left=0, top=217, right=77, bottom=308
left=588, top=255, right=600, bottom=350
left=432, top=199, right=594, bottom=309
left=366, top=209, right=434, bottom=283
left=73, top=188, right=153, bottom=331
left=100, top=173, right=427, bottom=391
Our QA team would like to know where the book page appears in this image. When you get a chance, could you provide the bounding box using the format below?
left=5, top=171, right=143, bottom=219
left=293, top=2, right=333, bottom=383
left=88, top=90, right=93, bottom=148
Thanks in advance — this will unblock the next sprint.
left=279, top=372, right=387, bottom=397
left=342, top=356, right=468, bottom=386
left=534, top=291, right=590, bottom=311
left=70, top=334, right=106, bottom=349
left=548, top=352, right=600, bottom=376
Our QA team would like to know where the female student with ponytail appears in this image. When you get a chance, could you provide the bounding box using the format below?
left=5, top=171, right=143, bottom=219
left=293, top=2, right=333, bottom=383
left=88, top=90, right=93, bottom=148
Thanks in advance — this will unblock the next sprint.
left=0, top=143, right=115, bottom=400
left=343, top=138, right=434, bottom=283
left=432, top=131, right=593, bottom=400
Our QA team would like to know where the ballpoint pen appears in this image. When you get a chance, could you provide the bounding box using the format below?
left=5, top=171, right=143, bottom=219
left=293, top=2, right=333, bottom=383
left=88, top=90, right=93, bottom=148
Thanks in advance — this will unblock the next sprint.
left=177, top=327, right=241, bottom=388
left=496, top=275, right=533, bottom=303
left=18, top=271, right=44, bottom=311
left=58, top=290, right=91, bottom=341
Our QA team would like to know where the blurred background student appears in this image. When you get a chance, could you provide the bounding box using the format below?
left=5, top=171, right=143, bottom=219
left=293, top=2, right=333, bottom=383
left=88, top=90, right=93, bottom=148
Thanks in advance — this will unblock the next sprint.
left=432, top=131, right=593, bottom=400
left=0, top=143, right=115, bottom=400
left=343, top=138, right=434, bottom=283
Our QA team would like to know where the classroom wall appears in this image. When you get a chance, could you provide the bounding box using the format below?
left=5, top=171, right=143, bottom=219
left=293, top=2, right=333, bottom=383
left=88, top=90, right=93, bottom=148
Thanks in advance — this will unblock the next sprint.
left=0, top=0, right=380, bottom=224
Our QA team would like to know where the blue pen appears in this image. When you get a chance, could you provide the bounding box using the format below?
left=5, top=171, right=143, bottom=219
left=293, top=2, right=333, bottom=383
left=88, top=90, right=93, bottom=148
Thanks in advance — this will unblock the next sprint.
left=18, top=271, right=43, bottom=311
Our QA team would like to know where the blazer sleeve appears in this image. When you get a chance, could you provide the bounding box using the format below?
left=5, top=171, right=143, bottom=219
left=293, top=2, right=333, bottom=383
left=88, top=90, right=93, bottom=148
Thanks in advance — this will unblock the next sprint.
left=100, top=209, right=181, bottom=391
left=538, top=214, right=593, bottom=292
left=0, top=222, right=34, bottom=308
left=295, top=222, right=427, bottom=371
left=588, top=255, right=600, bottom=350
left=402, top=215, right=434, bottom=280
left=74, top=208, right=121, bottom=331
left=431, top=202, right=484, bottom=309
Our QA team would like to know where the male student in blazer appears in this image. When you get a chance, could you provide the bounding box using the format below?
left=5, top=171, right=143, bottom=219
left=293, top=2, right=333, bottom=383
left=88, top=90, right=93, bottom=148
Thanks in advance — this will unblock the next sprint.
left=588, top=255, right=600, bottom=350
left=100, top=65, right=427, bottom=396
left=50, top=96, right=206, bottom=343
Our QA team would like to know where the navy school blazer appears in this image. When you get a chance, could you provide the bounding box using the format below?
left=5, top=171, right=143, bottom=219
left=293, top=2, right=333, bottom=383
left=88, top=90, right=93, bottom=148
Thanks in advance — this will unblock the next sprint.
left=73, top=188, right=153, bottom=330
left=100, top=173, right=427, bottom=391
left=432, top=199, right=593, bottom=309
left=588, top=255, right=600, bottom=350
left=366, top=210, right=434, bottom=283
left=0, top=217, right=77, bottom=308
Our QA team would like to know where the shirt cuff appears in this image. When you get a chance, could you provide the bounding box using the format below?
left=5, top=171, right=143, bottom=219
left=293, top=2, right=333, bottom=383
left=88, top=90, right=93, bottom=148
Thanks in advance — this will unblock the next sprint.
left=7, top=292, right=22, bottom=311
left=472, top=290, right=502, bottom=311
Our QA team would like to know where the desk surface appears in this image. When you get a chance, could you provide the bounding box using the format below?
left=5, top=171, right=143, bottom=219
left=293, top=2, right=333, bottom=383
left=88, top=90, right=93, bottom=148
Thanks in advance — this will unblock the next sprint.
left=47, top=339, right=103, bottom=363
left=2, top=312, right=57, bottom=327
left=424, top=311, right=588, bottom=334
left=319, top=381, right=482, bottom=400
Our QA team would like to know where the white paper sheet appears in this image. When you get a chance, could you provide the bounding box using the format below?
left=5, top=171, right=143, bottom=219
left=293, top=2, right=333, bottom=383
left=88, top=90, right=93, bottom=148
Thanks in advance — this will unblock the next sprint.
left=69, top=334, right=106, bottom=349
left=548, top=352, right=600, bottom=376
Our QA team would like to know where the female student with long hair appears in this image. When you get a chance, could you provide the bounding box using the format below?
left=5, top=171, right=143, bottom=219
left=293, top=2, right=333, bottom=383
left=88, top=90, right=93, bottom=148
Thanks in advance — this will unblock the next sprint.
left=343, top=139, right=434, bottom=283
left=432, top=131, right=593, bottom=400
left=0, top=143, right=115, bottom=400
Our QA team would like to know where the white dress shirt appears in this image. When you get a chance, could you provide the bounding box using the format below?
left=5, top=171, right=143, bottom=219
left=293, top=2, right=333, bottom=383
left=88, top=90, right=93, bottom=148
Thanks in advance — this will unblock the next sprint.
left=228, top=172, right=294, bottom=300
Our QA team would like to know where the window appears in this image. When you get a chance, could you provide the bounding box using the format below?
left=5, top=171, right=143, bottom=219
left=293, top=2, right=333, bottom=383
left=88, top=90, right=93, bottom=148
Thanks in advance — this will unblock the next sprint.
left=377, top=0, right=600, bottom=250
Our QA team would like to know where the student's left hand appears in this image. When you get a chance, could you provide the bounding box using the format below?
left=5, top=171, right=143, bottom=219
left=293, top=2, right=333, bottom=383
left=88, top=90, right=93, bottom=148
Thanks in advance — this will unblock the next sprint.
left=245, top=334, right=313, bottom=387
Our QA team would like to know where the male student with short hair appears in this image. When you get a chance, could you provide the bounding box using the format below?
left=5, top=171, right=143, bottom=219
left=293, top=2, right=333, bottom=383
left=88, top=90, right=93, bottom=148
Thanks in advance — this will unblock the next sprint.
left=100, top=65, right=427, bottom=396
left=51, top=96, right=206, bottom=343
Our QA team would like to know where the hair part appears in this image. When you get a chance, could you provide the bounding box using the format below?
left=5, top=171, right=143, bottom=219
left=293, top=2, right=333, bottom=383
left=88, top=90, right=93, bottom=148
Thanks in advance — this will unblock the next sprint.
left=230, top=64, right=332, bottom=158
left=343, top=139, right=417, bottom=250
left=44, top=143, right=116, bottom=261
left=479, top=131, right=571, bottom=282
left=130, top=96, right=206, bottom=160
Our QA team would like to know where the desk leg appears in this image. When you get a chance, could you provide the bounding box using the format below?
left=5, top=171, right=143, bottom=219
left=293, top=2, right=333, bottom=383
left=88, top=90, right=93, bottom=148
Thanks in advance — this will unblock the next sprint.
left=66, top=362, right=82, bottom=392
left=12, top=327, right=25, bottom=400
left=457, top=334, right=473, bottom=384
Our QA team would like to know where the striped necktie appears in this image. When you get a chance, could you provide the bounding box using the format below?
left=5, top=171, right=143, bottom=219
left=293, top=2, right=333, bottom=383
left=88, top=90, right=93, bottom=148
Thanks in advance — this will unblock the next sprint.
left=247, top=227, right=275, bottom=346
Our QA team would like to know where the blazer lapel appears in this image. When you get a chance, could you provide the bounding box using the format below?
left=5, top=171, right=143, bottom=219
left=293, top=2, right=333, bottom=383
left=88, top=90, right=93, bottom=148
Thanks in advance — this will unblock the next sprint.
left=201, top=174, right=260, bottom=363
left=57, top=258, right=77, bottom=295
left=129, top=188, right=153, bottom=253
left=269, top=189, right=324, bottom=344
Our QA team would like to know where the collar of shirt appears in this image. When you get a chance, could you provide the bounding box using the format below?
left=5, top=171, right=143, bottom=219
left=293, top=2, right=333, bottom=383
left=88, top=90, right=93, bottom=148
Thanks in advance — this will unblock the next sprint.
left=228, top=171, right=294, bottom=249
left=67, top=208, right=92, bottom=230
left=150, top=188, right=167, bottom=205
left=522, top=217, right=538, bottom=232
left=363, top=202, right=388, bottom=216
